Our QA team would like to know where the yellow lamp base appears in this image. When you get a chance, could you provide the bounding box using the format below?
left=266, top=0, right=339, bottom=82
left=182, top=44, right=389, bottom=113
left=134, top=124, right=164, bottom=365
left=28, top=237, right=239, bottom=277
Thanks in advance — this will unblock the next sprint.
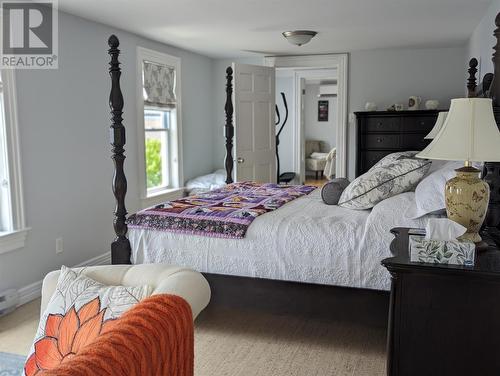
left=445, top=166, right=489, bottom=243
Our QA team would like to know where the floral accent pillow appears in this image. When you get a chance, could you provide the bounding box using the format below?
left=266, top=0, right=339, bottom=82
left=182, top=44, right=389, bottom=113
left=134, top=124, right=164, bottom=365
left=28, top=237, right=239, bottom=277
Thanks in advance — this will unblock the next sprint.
left=24, top=266, right=151, bottom=376
left=368, top=151, right=418, bottom=171
left=338, top=157, right=431, bottom=210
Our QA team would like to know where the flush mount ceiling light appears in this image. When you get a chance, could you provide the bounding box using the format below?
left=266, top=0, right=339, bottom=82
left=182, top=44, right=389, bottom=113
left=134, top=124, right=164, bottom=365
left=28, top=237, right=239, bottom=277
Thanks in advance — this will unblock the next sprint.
left=282, top=30, right=317, bottom=46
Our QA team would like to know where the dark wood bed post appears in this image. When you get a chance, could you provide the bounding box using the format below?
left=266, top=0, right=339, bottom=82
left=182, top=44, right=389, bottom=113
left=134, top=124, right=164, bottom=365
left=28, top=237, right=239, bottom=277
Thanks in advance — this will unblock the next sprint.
left=224, top=67, right=234, bottom=184
left=483, top=12, right=500, bottom=233
left=467, top=58, right=478, bottom=98
left=491, top=12, right=500, bottom=107
left=108, top=35, right=132, bottom=264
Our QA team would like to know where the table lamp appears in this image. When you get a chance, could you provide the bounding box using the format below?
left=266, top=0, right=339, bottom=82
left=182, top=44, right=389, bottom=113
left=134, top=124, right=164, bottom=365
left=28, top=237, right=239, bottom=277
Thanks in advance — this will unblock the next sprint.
left=424, top=111, right=448, bottom=139
left=417, top=98, right=500, bottom=242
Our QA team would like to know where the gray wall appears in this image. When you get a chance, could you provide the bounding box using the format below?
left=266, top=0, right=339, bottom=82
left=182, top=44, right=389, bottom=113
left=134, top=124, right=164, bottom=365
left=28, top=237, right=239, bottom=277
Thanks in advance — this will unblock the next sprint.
left=468, top=0, right=500, bottom=75
left=0, top=11, right=215, bottom=291
left=348, top=46, right=466, bottom=178
left=304, top=84, right=337, bottom=151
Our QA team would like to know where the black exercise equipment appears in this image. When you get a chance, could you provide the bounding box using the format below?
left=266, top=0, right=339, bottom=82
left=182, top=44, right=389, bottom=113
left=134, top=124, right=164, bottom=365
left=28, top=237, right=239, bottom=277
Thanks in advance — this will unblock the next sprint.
left=275, top=92, right=296, bottom=184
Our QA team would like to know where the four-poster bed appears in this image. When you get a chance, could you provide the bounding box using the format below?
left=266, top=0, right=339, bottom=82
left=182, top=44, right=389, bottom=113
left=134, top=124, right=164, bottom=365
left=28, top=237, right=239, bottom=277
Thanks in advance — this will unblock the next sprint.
left=106, top=11, right=500, bottom=293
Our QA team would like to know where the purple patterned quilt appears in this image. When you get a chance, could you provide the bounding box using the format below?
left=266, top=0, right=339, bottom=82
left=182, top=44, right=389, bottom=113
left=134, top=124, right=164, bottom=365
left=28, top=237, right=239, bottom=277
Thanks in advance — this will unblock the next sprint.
left=127, top=182, right=316, bottom=239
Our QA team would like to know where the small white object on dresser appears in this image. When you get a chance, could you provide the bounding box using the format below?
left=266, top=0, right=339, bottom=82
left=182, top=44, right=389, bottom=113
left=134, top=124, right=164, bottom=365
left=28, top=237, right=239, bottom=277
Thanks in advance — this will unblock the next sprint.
left=365, top=102, right=377, bottom=111
left=425, top=99, right=439, bottom=110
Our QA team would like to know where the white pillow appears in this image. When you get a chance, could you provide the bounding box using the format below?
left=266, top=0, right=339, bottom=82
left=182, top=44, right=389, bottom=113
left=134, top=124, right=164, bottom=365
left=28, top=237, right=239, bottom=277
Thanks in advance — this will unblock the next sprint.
left=406, top=161, right=464, bottom=219
left=426, top=159, right=450, bottom=175
left=310, top=152, right=328, bottom=159
left=339, top=157, right=431, bottom=210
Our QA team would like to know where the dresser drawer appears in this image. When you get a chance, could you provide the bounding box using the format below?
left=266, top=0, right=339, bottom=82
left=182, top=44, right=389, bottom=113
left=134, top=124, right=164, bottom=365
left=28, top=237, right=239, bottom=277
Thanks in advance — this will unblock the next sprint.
left=401, top=116, right=436, bottom=133
left=361, top=151, right=393, bottom=171
left=363, top=117, right=401, bottom=133
left=362, top=134, right=400, bottom=149
left=401, top=133, right=429, bottom=149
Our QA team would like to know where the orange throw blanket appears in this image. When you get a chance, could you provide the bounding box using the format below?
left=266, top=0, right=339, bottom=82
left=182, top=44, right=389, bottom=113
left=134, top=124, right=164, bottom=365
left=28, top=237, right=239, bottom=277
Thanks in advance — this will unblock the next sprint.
left=40, top=294, right=193, bottom=376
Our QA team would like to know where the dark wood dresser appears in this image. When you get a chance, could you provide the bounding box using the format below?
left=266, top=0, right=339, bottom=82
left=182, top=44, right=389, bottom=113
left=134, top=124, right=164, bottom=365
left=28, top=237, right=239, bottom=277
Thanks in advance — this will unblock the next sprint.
left=382, top=228, right=500, bottom=376
left=355, top=110, right=442, bottom=176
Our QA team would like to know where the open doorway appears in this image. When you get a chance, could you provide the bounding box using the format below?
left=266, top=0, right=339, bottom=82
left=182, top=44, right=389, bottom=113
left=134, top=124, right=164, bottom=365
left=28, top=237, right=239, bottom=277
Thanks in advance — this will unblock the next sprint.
left=265, top=55, right=348, bottom=185
left=274, top=68, right=339, bottom=186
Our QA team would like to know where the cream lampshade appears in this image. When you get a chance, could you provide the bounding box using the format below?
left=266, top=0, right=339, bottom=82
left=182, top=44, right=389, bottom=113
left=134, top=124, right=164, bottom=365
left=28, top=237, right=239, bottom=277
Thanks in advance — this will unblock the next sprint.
left=417, top=98, right=500, bottom=242
left=424, top=111, right=448, bottom=139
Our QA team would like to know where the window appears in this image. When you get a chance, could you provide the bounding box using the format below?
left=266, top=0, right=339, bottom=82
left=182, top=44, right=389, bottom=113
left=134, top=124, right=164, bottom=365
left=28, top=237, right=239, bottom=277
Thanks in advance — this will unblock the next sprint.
left=0, top=70, right=28, bottom=254
left=144, top=109, right=170, bottom=192
left=0, top=73, right=9, bottom=231
left=137, top=48, right=183, bottom=204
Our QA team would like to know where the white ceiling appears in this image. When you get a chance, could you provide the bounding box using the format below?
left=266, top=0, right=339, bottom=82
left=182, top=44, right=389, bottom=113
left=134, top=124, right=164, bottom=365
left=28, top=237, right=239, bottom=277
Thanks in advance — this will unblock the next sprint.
left=59, top=0, right=491, bottom=58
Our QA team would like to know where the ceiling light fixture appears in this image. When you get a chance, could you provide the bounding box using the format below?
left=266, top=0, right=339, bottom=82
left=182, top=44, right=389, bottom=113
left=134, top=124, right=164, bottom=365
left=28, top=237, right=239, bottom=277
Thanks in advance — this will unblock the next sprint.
left=282, top=30, right=317, bottom=46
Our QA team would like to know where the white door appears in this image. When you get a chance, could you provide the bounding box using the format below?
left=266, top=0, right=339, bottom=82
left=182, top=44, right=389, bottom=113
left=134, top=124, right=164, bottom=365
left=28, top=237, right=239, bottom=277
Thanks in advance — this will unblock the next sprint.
left=232, top=63, right=276, bottom=183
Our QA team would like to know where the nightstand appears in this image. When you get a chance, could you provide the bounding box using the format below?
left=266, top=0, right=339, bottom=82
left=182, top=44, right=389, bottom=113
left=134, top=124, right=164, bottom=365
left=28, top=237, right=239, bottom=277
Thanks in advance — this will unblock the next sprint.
left=382, top=227, right=500, bottom=376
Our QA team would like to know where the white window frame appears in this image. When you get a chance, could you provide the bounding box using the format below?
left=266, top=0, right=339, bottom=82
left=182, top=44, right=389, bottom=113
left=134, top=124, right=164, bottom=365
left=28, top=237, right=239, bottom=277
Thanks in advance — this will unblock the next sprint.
left=0, top=69, right=29, bottom=255
left=136, top=47, right=184, bottom=207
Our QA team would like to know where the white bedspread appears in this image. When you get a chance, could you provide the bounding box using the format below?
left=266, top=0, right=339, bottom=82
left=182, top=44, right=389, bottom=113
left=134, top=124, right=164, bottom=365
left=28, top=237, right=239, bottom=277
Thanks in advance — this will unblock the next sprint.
left=130, top=189, right=428, bottom=291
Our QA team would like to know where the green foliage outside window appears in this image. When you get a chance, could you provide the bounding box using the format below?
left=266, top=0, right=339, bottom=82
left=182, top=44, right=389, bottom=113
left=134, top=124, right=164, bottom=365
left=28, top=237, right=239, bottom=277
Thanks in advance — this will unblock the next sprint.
left=146, top=138, right=162, bottom=188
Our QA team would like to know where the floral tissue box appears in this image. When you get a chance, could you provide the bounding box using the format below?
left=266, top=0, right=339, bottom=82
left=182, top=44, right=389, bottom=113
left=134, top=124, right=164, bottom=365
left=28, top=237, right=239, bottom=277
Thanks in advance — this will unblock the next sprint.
left=409, top=235, right=475, bottom=266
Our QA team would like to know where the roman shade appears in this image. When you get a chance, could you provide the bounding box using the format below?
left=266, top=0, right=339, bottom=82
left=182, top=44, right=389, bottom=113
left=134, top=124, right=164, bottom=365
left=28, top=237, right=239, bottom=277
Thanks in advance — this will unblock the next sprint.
left=142, top=61, right=176, bottom=108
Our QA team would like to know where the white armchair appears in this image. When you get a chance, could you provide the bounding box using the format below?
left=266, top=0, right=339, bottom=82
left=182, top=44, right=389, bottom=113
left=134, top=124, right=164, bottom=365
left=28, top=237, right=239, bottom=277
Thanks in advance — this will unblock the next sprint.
left=41, top=264, right=211, bottom=320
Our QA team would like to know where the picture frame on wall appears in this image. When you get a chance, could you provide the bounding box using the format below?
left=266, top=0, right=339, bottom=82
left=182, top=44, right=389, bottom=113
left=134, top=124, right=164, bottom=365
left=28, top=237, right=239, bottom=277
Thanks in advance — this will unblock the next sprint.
left=318, top=100, right=329, bottom=121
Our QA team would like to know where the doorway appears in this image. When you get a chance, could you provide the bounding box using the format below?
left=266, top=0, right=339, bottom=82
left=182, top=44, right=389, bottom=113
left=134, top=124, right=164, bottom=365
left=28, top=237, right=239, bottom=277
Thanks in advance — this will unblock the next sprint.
left=265, top=54, right=348, bottom=184
left=275, top=69, right=338, bottom=186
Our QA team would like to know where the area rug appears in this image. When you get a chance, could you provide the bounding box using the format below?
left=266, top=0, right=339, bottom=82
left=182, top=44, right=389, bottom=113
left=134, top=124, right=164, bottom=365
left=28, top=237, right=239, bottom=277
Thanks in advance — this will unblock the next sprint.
left=0, top=352, right=24, bottom=376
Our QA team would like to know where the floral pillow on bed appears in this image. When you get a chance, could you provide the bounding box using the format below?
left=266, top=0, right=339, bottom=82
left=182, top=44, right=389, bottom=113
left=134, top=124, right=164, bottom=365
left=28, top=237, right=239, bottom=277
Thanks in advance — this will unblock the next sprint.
left=24, top=266, right=151, bottom=376
left=338, top=157, right=431, bottom=210
left=368, top=151, right=418, bottom=171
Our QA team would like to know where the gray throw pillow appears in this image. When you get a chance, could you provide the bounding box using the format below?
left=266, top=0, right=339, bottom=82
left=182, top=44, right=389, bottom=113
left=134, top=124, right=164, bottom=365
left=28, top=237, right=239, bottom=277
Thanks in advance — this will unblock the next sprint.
left=321, top=178, right=350, bottom=205
left=338, top=158, right=431, bottom=210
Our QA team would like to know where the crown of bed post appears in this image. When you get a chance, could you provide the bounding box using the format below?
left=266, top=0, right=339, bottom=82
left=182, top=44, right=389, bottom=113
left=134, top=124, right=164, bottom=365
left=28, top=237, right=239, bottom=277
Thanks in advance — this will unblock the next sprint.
left=108, top=35, right=132, bottom=264
left=224, top=66, right=234, bottom=184
left=467, top=58, right=478, bottom=98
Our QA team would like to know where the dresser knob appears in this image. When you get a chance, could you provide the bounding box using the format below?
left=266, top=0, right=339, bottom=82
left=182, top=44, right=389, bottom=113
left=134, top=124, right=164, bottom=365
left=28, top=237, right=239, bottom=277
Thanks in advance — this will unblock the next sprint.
left=377, top=137, right=383, bottom=143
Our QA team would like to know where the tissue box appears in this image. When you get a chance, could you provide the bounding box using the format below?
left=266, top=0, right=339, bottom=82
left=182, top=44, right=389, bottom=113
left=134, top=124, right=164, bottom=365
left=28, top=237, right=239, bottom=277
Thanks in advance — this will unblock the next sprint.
left=409, top=235, right=475, bottom=266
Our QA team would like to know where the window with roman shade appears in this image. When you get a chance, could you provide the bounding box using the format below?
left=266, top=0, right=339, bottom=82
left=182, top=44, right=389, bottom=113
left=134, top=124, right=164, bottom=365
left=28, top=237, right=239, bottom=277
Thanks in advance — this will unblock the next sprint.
left=142, top=61, right=177, bottom=108
left=136, top=48, right=183, bottom=205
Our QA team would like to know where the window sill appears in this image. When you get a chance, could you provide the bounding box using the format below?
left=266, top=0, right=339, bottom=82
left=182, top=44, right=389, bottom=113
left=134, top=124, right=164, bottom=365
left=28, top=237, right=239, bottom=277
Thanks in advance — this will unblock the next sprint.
left=141, top=187, right=185, bottom=208
left=0, top=228, right=30, bottom=255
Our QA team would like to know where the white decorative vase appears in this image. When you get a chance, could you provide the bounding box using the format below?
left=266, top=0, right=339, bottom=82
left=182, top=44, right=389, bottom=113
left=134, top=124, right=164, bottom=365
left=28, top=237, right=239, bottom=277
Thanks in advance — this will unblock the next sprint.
left=365, top=102, right=377, bottom=111
left=425, top=100, right=439, bottom=110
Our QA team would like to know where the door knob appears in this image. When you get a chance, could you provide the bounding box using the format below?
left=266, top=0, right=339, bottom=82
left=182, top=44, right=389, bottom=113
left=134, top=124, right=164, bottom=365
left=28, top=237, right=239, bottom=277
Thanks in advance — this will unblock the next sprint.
left=237, top=157, right=245, bottom=164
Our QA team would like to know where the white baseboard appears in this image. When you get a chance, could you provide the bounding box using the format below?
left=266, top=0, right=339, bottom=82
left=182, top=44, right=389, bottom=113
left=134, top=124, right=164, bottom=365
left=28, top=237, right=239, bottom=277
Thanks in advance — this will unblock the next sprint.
left=17, top=281, right=43, bottom=307
left=17, top=252, right=111, bottom=307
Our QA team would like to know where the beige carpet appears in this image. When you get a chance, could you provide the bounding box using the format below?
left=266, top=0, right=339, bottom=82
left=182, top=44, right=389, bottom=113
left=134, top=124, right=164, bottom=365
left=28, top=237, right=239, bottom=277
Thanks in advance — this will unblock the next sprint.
left=0, top=299, right=386, bottom=376
left=0, top=299, right=40, bottom=355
